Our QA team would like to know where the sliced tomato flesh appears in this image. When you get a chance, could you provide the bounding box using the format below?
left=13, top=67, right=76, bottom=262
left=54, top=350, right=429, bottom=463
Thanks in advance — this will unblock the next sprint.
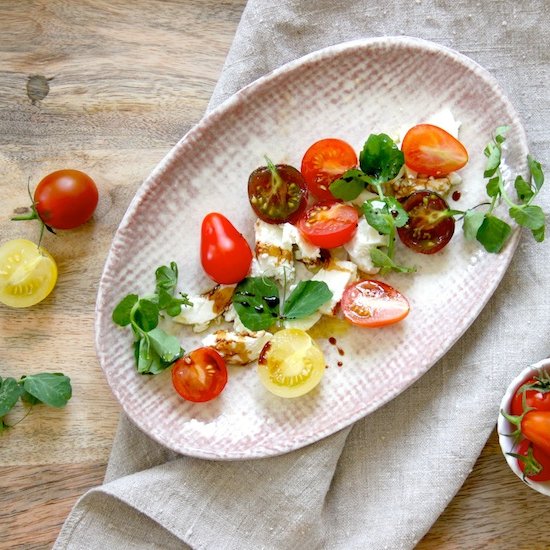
left=401, top=124, right=468, bottom=177
left=341, top=280, right=410, bottom=328
left=297, top=202, right=358, bottom=248
left=301, top=138, right=358, bottom=201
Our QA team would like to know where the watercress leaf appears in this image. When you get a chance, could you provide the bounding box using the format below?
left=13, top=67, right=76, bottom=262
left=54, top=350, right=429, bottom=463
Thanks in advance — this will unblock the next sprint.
left=509, top=204, right=546, bottom=230
left=362, top=199, right=393, bottom=234
left=486, top=176, right=501, bottom=198
left=494, top=125, right=509, bottom=144
left=21, top=373, right=72, bottom=408
left=532, top=224, right=545, bottom=243
left=514, top=175, right=534, bottom=203
left=137, top=337, right=154, bottom=374
left=233, top=277, right=280, bottom=331
left=0, top=377, right=23, bottom=417
left=156, top=288, right=173, bottom=311
left=155, top=263, right=179, bottom=294
left=147, top=327, right=183, bottom=363
left=484, top=142, right=501, bottom=178
left=283, top=281, right=333, bottom=319
left=462, top=210, right=486, bottom=241
left=476, top=215, right=512, bottom=253
left=20, top=390, right=40, bottom=405
left=134, top=299, right=160, bottom=332
left=528, top=155, right=544, bottom=191
left=384, top=197, right=409, bottom=228
left=112, top=294, right=139, bottom=326
left=359, top=134, right=404, bottom=184
left=329, top=169, right=367, bottom=201
left=370, top=248, right=415, bottom=273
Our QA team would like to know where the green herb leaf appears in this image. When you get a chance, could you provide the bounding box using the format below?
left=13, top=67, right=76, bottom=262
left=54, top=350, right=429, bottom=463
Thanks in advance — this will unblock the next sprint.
left=476, top=215, right=512, bottom=253
left=362, top=199, right=393, bottom=235
left=462, top=210, right=486, bottom=241
left=509, top=204, right=546, bottom=230
left=20, top=373, right=72, bottom=408
left=486, top=175, right=501, bottom=198
left=528, top=155, right=544, bottom=191
left=514, top=175, right=534, bottom=204
left=112, top=294, right=139, bottom=326
left=384, top=196, right=409, bottom=228
left=484, top=142, right=501, bottom=178
left=147, top=327, right=183, bottom=364
left=494, top=125, right=509, bottom=144
left=155, top=262, right=179, bottom=294
left=329, top=169, right=369, bottom=201
left=359, top=134, right=404, bottom=184
left=283, top=281, right=332, bottom=319
left=133, top=299, right=160, bottom=332
left=0, top=377, right=23, bottom=417
left=370, top=248, right=415, bottom=273
left=233, top=277, right=280, bottom=331
left=532, top=224, right=545, bottom=243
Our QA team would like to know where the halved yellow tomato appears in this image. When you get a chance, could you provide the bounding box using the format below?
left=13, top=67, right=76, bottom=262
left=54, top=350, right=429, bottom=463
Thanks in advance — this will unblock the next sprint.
left=0, top=239, right=58, bottom=308
left=258, top=328, right=325, bottom=398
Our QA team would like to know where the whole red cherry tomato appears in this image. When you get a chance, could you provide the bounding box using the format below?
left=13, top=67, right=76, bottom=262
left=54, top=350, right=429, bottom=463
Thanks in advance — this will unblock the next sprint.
left=511, top=439, right=550, bottom=482
left=511, top=373, right=550, bottom=416
left=172, top=347, right=227, bottom=402
left=519, top=411, right=550, bottom=456
left=201, top=212, right=252, bottom=284
left=33, top=169, right=99, bottom=229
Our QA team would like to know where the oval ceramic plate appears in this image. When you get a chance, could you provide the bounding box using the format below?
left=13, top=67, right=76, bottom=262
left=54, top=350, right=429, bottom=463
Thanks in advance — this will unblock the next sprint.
left=96, top=37, right=528, bottom=459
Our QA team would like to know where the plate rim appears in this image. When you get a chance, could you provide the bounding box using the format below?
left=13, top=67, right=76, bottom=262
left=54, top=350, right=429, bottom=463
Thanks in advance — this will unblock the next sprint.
left=95, top=35, right=528, bottom=460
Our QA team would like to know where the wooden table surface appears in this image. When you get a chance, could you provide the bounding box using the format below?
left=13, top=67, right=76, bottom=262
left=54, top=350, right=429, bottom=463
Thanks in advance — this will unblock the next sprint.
left=1, top=2, right=549, bottom=549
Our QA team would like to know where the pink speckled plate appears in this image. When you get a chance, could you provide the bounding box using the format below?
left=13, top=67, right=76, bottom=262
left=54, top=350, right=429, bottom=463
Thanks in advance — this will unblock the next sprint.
left=96, top=37, right=528, bottom=459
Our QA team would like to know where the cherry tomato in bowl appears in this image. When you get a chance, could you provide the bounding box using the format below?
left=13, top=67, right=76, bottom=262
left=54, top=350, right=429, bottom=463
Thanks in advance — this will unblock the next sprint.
left=248, top=160, right=308, bottom=224
left=33, top=169, right=99, bottom=229
left=341, top=280, right=410, bottom=328
left=498, top=359, right=550, bottom=496
left=511, top=372, right=550, bottom=416
left=201, top=212, right=253, bottom=284
left=0, top=239, right=58, bottom=308
left=297, top=202, right=358, bottom=248
left=397, top=191, right=455, bottom=254
left=401, top=124, right=468, bottom=177
left=172, top=347, right=227, bottom=403
left=512, top=439, right=550, bottom=483
left=301, top=138, right=358, bottom=201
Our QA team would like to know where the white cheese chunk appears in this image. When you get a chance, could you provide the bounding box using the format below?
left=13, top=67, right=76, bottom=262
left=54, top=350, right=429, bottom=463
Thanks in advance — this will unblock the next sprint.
left=281, top=223, right=321, bottom=266
left=173, top=285, right=235, bottom=332
left=311, top=259, right=357, bottom=316
left=426, top=108, right=461, bottom=139
left=254, top=219, right=294, bottom=283
left=202, top=330, right=273, bottom=366
left=223, top=302, right=248, bottom=333
left=344, top=218, right=388, bottom=275
left=349, top=188, right=378, bottom=208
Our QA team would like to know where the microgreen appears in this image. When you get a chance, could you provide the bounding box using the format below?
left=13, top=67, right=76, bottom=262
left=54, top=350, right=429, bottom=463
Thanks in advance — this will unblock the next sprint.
left=330, top=134, right=412, bottom=273
left=112, top=262, right=191, bottom=374
left=232, top=276, right=332, bottom=331
left=461, top=127, right=546, bottom=252
left=0, top=373, right=72, bottom=431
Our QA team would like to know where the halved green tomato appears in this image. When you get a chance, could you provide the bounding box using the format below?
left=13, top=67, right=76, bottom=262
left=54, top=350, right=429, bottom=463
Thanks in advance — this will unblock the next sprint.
left=258, top=328, right=325, bottom=398
left=0, top=239, right=58, bottom=308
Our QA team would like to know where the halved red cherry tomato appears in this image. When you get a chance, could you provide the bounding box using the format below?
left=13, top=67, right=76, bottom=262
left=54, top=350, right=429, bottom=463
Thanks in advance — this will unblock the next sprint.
left=301, top=138, right=358, bottom=201
left=511, top=373, right=550, bottom=416
left=397, top=191, right=455, bottom=254
left=248, top=160, right=308, bottom=224
left=341, top=280, right=410, bottom=328
left=201, top=212, right=252, bottom=284
left=401, top=124, right=468, bottom=176
left=172, top=347, right=227, bottom=403
left=34, top=169, right=98, bottom=229
left=513, top=439, right=550, bottom=482
left=297, top=202, right=358, bottom=248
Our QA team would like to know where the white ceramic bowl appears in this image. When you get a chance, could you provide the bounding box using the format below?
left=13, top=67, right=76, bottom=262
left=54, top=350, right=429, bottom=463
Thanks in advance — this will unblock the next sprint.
left=498, top=358, right=550, bottom=496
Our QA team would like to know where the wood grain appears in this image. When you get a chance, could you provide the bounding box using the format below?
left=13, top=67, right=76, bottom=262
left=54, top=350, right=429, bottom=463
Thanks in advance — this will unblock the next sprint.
left=1, top=1, right=549, bottom=549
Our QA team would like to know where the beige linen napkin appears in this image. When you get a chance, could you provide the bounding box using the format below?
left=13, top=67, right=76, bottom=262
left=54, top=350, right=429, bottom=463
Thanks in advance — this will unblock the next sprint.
left=55, top=1, right=549, bottom=548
